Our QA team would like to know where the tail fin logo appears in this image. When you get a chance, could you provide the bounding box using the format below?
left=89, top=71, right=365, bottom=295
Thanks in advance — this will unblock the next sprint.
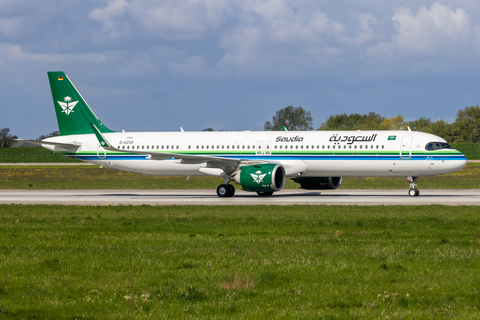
left=57, top=96, right=79, bottom=115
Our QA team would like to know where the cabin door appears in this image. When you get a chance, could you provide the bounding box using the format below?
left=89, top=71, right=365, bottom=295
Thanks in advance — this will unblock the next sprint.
left=97, top=143, right=107, bottom=159
left=400, top=136, right=413, bottom=160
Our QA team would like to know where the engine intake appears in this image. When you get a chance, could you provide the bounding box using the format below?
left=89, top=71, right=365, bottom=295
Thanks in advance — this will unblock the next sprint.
left=294, top=177, right=342, bottom=190
left=234, top=164, right=286, bottom=192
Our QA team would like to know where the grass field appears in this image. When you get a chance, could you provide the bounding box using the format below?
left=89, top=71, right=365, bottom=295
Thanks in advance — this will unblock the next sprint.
left=0, top=205, right=479, bottom=319
left=0, top=163, right=478, bottom=190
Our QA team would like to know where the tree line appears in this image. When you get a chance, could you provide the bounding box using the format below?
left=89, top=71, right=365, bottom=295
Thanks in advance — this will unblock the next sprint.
left=264, top=105, right=480, bottom=143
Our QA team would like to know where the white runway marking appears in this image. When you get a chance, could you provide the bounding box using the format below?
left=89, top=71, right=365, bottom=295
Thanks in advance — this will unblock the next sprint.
left=0, top=189, right=479, bottom=206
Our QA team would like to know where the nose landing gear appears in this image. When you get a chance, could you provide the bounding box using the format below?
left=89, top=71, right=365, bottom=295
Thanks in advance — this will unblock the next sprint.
left=407, top=176, right=420, bottom=197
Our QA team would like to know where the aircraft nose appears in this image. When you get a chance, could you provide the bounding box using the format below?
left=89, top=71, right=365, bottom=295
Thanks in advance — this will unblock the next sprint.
left=456, top=152, right=468, bottom=170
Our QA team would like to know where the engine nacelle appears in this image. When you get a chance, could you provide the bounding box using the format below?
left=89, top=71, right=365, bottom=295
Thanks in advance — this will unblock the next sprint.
left=234, top=164, right=286, bottom=192
left=293, top=177, right=342, bottom=190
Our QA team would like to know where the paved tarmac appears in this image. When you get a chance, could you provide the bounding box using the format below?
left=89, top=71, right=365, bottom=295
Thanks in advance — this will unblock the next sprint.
left=0, top=189, right=478, bottom=206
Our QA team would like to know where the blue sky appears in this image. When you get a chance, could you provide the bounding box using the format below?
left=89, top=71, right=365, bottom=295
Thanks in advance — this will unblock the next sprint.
left=2, top=0, right=480, bottom=138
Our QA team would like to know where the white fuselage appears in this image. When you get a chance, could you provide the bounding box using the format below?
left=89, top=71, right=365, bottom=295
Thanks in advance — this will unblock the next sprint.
left=43, top=130, right=467, bottom=179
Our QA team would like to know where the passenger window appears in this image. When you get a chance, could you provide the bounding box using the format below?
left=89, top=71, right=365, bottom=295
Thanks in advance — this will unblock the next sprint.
left=382, top=145, right=384, bottom=149
left=122, top=146, right=125, bottom=149
left=343, top=145, right=346, bottom=149
left=354, top=145, right=357, bottom=149
left=296, top=145, right=298, bottom=149
left=301, top=145, right=303, bottom=149
left=290, top=145, right=293, bottom=149
left=127, top=146, right=129, bottom=149
left=349, top=145, right=352, bottom=149
left=360, top=145, right=362, bottom=149
left=322, top=145, right=325, bottom=149
left=332, top=145, right=335, bottom=149
left=327, top=145, right=330, bottom=149
left=306, top=145, right=309, bottom=149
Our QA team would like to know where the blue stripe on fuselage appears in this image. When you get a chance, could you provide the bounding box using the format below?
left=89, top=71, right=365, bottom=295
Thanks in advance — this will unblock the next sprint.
left=70, top=154, right=467, bottom=161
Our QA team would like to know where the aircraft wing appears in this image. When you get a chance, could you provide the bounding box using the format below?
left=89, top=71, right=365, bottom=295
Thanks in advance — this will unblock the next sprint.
left=90, top=123, right=250, bottom=167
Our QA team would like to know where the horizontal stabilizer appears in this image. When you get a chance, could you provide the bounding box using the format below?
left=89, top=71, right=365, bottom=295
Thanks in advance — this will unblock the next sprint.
left=14, top=139, right=81, bottom=148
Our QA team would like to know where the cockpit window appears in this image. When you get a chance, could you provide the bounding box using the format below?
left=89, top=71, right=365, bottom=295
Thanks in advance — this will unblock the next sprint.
left=425, top=142, right=452, bottom=150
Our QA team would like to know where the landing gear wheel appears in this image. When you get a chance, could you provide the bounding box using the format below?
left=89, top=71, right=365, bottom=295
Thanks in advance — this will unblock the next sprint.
left=408, top=188, right=420, bottom=197
left=257, top=191, right=274, bottom=197
left=407, top=176, right=420, bottom=197
left=217, top=184, right=235, bottom=197
left=217, top=184, right=229, bottom=197
left=227, top=184, right=235, bottom=197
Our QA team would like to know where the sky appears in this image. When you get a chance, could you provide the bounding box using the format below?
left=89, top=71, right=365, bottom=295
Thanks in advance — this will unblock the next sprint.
left=2, top=0, right=480, bottom=138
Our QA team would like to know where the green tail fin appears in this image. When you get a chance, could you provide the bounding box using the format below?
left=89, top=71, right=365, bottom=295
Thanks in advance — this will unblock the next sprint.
left=48, top=71, right=114, bottom=136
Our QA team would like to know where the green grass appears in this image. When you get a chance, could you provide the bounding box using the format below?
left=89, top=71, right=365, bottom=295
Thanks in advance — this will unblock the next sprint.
left=1, top=142, right=479, bottom=164
left=450, top=142, right=480, bottom=160
left=0, top=163, right=479, bottom=189
left=0, top=205, right=480, bottom=319
left=0, top=147, right=81, bottom=163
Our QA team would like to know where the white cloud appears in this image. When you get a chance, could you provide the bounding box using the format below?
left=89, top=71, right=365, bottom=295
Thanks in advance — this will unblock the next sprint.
left=353, top=13, right=378, bottom=45
left=89, top=0, right=131, bottom=43
left=218, top=0, right=348, bottom=74
left=392, top=2, right=472, bottom=54
left=115, top=53, right=159, bottom=78
left=0, top=43, right=106, bottom=63
left=89, top=0, right=233, bottom=41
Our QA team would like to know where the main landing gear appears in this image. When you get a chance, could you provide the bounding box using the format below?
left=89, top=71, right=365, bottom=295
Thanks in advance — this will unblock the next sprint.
left=217, top=184, right=235, bottom=197
left=407, top=176, right=420, bottom=197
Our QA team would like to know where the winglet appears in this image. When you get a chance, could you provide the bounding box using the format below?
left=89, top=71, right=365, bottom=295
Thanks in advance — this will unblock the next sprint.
left=90, top=123, right=116, bottom=150
left=281, top=126, right=288, bottom=131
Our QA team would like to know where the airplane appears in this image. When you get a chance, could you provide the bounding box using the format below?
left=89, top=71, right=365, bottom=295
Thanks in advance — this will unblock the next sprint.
left=18, top=71, right=467, bottom=197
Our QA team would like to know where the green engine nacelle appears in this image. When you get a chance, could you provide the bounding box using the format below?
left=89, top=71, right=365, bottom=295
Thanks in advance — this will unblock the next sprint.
left=293, top=177, right=342, bottom=190
left=234, top=164, right=286, bottom=192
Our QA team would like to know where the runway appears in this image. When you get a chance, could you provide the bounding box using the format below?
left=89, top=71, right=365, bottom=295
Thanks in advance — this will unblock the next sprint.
left=0, top=188, right=479, bottom=206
